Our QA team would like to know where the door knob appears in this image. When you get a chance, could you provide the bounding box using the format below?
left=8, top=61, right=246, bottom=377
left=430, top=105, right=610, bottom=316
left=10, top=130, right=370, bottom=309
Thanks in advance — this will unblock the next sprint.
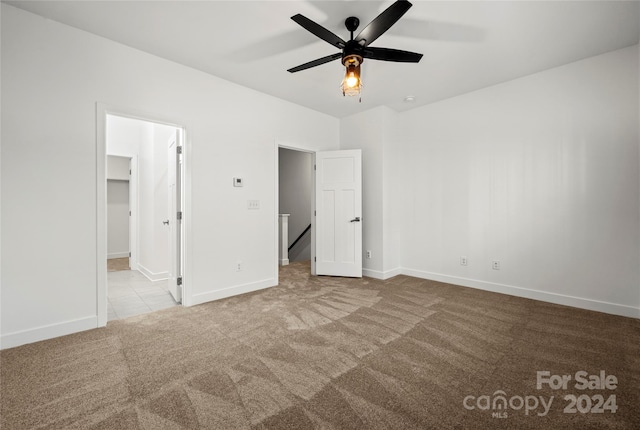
left=350, top=217, right=361, bottom=223
left=163, top=220, right=170, bottom=225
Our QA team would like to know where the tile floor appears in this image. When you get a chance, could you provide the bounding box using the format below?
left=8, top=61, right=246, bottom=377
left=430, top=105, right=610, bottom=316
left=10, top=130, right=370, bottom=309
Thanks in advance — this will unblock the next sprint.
left=107, top=270, right=179, bottom=321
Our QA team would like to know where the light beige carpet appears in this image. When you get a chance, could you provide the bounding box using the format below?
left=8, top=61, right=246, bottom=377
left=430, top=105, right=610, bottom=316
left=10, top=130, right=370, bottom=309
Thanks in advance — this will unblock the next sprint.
left=1, top=261, right=639, bottom=429
left=107, top=258, right=130, bottom=272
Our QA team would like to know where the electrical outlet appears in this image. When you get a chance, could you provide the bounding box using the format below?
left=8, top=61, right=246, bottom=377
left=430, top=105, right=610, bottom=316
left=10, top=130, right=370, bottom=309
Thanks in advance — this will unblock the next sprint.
left=492, top=260, right=500, bottom=270
left=236, top=261, right=243, bottom=272
left=460, top=256, right=468, bottom=266
left=366, top=250, right=372, bottom=259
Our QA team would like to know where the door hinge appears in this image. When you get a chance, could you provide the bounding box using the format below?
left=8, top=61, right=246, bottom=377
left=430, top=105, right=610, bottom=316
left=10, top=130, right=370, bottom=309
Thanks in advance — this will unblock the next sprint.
left=129, top=169, right=131, bottom=175
left=177, top=146, right=183, bottom=154
left=129, top=210, right=131, bottom=216
left=129, top=252, right=131, bottom=257
left=314, top=164, right=316, bottom=170
left=177, top=276, right=183, bottom=286
left=177, top=211, right=183, bottom=220
left=314, top=210, right=316, bottom=216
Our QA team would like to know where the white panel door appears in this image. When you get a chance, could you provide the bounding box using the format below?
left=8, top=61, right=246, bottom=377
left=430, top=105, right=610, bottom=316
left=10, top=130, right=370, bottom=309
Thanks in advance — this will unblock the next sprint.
left=167, top=132, right=182, bottom=303
left=315, top=150, right=362, bottom=277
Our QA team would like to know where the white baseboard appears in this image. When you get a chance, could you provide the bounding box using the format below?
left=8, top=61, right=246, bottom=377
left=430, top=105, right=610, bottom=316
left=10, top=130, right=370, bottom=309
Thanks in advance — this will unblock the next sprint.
left=363, top=267, right=402, bottom=280
left=137, top=264, right=169, bottom=282
left=0, top=316, right=97, bottom=350
left=401, top=268, right=640, bottom=319
left=107, top=252, right=129, bottom=259
left=279, top=259, right=289, bottom=266
left=190, top=278, right=276, bottom=307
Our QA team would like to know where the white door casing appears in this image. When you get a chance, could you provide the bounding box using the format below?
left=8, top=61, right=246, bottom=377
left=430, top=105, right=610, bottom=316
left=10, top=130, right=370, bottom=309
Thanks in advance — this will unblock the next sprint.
left=315, top=150, right=362, bottom=277
left=128, top=155, right=139, bottom=272
left=128, top=158, right=134, bottom=268
left=167, top=132, right=182, bottom=302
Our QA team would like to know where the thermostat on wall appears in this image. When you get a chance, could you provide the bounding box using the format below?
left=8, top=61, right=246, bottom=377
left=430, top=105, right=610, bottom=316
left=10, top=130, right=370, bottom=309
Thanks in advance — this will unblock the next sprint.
left=233, top=177, right=243, bottom=187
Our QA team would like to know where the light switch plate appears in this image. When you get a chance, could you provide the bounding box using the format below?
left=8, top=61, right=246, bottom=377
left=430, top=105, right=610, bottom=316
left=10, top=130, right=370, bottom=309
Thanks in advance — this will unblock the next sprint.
left=247, top=200, right=260, bottom=209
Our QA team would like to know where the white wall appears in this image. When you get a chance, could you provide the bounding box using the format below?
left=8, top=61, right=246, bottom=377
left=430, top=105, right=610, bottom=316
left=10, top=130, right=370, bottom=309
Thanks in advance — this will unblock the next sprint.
left=382, top=111, right=402, bottom=275
left=340, top=109, right=384, bottom=277
left=340, top=106, right=402, bottom=279
left=278, top=148, right=312, bottom=262
left=107, top=155, right=129, bottom=180
left=0, top=4, right=339, bottom=348
left=397, top=46, right=639, bottom=318
left=107, top=116, right=142, bottom=157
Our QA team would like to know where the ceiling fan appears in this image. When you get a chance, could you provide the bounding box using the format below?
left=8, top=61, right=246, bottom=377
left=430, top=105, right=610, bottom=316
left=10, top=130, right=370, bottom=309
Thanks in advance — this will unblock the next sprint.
left=287, top=0, right=423, bottom=99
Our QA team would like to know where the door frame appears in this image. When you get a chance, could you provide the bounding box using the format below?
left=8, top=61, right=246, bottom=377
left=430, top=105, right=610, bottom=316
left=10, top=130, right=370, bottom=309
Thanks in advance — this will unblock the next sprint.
left=274, top=141, right=317, bottom=284
left=97, top=103, right=189, bottom=327
left=167, top=132, right=183, bottom=303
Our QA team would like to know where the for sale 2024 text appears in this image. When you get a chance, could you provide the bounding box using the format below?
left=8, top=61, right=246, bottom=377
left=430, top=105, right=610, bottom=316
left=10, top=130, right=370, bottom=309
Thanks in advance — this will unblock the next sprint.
left=537, top=370, right=618, bottom=414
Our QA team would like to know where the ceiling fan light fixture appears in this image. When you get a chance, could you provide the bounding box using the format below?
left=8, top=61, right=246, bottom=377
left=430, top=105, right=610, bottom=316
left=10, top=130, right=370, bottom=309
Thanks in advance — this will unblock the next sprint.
left=288, top=0, right=423, bottom=103
left=341, top=55, right=363, bottom=98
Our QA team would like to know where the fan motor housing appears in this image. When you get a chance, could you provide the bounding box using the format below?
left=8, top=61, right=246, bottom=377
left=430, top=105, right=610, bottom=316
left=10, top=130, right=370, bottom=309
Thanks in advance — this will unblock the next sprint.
left=342, top=40, right=365, bottom=64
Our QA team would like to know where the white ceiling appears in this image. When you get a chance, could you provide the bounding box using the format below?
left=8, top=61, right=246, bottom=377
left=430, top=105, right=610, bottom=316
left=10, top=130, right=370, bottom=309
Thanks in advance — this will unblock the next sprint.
left=5, top=1, right=640, bottom=118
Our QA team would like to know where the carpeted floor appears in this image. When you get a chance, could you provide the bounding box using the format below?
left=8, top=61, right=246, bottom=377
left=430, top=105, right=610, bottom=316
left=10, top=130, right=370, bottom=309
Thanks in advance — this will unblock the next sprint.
left=1, top=261, right=639, bottom=429
left=107, top=258, right=130, bottom=272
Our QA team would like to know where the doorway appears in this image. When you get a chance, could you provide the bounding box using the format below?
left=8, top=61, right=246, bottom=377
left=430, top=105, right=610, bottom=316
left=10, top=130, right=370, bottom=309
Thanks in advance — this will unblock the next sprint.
left=103, top=113, right=185, bottom=321
left=278, top=147, right=314, bottom=265
left=276, top=145, right=363, bottom=282
left=106, top=154, right=132, bottom=272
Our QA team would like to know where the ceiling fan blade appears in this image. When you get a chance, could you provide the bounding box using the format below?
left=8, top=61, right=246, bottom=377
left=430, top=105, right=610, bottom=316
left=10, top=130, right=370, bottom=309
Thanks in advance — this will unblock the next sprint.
left=288, top=52, right=343, bottom=73
left=355, top=0, right=413, bottom=46
left=363, top=47, right=423, bottom=63
left=291, top=14, right=346, bottom=49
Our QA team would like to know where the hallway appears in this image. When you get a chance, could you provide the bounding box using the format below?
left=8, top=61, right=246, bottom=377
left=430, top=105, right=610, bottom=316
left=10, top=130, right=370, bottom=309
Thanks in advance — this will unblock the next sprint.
left=107, top=270, right=178, bottom=321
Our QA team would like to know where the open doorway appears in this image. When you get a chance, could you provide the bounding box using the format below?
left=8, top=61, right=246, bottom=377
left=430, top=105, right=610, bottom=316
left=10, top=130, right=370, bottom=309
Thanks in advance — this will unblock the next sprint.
left=278, top=147, right=314, bottom=266
left=312, top=150, right=363, bottom=277
left=276, top=145, right=363, bottom=281
left=105, top=113, right=184, bottom=321
left=106, top=154, right=132, bottom=271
